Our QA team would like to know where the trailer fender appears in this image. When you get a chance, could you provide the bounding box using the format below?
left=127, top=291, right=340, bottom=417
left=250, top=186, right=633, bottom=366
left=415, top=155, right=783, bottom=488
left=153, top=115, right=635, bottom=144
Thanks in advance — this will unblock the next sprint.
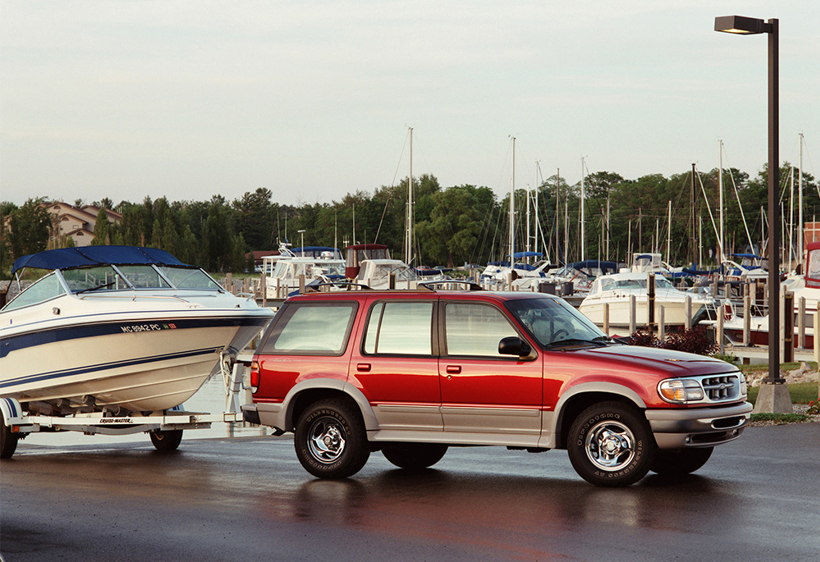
left=0, top=398, right=24, bottom=425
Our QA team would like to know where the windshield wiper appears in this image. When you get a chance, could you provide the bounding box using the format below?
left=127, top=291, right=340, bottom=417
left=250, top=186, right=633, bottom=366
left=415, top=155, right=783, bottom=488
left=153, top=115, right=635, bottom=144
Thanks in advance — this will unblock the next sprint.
left=76, top=281, right=115, bottom=294
left=547, top=337, right=610, bottom=348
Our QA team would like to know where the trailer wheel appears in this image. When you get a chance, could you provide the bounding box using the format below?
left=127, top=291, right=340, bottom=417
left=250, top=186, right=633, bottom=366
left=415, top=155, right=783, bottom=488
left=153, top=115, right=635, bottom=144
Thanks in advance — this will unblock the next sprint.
left=1, top=412, right=19, bottom=459
left=150, top=429, right=183, bottom=452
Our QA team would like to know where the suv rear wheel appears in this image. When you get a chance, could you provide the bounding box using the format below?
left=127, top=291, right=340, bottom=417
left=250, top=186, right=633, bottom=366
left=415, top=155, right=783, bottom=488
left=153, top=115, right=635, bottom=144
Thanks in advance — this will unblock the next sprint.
left=382, top=443, right=448, bottom=470
left=567, top=401, right=655, bottom=487
left=295, top=399, right=370, bottom=479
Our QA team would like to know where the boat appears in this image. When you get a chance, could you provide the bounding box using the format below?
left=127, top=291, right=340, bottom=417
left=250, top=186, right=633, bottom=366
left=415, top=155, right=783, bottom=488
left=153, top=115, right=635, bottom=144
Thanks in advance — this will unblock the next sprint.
left=720, top=242, right=820, bottom=347
left=0, top=246, right=275, bottom=415
left=262, top=245, right=346, bottom=298
left=356, top=258, right=420, bottom=289
left=579, top=270, right=716, bottom=329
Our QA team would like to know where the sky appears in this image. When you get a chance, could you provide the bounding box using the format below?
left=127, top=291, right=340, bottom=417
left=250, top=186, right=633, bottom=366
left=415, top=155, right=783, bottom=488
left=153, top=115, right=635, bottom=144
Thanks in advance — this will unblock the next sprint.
left=1, top=1, right=818, bottom=208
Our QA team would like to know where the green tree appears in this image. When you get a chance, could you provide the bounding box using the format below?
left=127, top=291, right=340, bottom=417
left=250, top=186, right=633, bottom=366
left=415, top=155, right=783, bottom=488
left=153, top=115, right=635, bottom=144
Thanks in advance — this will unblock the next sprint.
left=8, top=198, right=52, bottom=260
left=91, top=208, right=111, bottom=245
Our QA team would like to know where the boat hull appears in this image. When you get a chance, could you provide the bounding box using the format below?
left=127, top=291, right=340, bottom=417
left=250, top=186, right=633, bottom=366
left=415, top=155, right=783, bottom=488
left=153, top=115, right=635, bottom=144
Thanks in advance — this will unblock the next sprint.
left=1, top=312, right=271, bottom=413
left=579, top=298, right=708, bottom=328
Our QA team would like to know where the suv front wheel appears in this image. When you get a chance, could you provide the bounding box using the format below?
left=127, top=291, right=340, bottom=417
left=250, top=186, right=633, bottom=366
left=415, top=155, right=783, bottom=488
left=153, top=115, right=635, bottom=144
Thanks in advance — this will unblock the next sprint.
left=567, top=401, right=655, bottom=487
left=295, top=399, right=370, bottom=479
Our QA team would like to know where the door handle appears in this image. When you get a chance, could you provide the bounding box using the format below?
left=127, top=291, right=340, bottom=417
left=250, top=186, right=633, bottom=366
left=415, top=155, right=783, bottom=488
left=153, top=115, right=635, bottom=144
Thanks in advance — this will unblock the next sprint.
left=357, top=363, right=371, bottom=372
left=446, top=365, right=461, bottom=374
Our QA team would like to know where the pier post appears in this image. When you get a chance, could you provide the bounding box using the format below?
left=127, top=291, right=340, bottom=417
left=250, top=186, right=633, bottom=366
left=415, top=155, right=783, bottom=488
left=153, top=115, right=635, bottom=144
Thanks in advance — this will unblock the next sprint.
left=797, top=296, right=806, bottom=350
left=743, top=292, right=751, bottom=346
left=299, top=274, right=305, bottom=294
left=815, top=309, right=820, bottom=366
left=261, top=272, right=267, bottom=307
left=647, top=273, right=655, bottom=335
left=659, top=306, right=665, bottom=342
left=629, top=295, right=636, bottom=335
left=783, top=291, right=794, bottom=363
left=684, top=296, right=692, bottom=331
left=717, top=307, right=724, bottom=355
left=603, top=303, right=609, bottom=336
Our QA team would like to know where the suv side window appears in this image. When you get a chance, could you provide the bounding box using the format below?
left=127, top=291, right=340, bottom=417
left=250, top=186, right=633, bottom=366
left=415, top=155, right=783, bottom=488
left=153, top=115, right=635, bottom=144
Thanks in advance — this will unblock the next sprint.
left=363, top=301, right=433, bottom=355
left=260, top=302, right=357, bottom=355
left=444, top=302, right=519, bottom=357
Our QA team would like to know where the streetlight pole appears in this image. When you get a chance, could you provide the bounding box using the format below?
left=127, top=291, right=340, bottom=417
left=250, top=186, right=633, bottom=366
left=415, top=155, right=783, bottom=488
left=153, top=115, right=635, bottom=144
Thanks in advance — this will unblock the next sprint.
left=715, top=15, right=789, bottom=412
left=298, top=229, right=306, bottom=257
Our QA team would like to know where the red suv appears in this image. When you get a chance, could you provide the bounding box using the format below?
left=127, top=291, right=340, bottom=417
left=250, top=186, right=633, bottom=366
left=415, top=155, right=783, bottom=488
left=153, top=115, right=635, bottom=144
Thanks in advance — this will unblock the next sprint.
left=242, top=288, right=751, bottom=486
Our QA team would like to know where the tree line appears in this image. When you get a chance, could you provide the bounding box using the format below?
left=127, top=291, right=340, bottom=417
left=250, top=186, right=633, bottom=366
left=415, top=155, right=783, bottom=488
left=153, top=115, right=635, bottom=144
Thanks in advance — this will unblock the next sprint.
left=1, top=163, right=817, bottom=279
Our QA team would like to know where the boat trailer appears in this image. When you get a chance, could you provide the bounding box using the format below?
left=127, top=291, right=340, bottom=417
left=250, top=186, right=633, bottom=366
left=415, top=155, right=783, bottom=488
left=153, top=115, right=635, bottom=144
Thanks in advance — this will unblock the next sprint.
left=0, top=353, right=252, bottom=459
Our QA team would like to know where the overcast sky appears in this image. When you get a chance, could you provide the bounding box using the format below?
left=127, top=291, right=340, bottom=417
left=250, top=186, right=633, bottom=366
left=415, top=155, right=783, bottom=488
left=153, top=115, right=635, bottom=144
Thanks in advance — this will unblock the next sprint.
left=1, top=1, right=818, bottom=208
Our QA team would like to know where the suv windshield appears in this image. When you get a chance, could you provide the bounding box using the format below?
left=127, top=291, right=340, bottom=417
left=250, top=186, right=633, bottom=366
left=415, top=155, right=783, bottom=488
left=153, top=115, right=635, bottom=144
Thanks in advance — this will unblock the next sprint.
left=505, top=297, right=608, bottom=347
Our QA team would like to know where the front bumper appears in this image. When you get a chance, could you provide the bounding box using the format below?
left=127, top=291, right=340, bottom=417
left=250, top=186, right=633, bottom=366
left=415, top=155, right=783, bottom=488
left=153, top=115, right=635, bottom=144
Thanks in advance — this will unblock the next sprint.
left=645, top=401, right=753, bottom=449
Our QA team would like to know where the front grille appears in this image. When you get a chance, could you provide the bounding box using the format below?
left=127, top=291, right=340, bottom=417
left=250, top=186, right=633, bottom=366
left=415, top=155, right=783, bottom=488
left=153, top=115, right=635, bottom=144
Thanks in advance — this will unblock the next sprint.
left=701, top=375, right=741, bottom=402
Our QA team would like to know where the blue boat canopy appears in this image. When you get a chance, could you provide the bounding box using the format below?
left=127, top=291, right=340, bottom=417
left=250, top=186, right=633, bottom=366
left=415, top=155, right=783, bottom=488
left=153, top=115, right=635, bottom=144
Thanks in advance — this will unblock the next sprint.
left=12, top=246, right=190, bottom=275
left=509, top=251, right=543, bottom=259
left=568, top=260, right=618, bottom=274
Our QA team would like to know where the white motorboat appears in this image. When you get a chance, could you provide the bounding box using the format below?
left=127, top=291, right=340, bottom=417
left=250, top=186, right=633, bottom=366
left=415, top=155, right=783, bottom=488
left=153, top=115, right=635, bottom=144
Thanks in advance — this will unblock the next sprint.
left=0, top=246, right=274, bottom=415
left=262, top=245, right=346, bottom=298
left=356, top=259, right=420, bottom=289
left=579, top=270, right=716, bottom=329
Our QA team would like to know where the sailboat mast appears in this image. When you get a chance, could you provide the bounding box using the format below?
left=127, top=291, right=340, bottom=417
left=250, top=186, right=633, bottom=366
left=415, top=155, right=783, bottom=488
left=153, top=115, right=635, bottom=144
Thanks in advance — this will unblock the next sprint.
left=799, top=133, right=804, bottom=261
left=719, top=140, right=724, bottom=263
left=509, top=137, right=515, bottom=264
left=404, top=127, right=414, bottom=264
left=580, top=156, right=585, bottom=262
left=667, top=200, right=672, bottom=262
left=526, top=184, right=531, bottom=256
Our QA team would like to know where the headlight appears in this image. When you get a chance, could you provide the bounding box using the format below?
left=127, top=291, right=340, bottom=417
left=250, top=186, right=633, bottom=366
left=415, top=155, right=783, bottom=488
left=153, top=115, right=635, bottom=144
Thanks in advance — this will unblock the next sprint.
left=659, top=379, right=705, bottom=403
left=739, top=374, right=747, bottom=397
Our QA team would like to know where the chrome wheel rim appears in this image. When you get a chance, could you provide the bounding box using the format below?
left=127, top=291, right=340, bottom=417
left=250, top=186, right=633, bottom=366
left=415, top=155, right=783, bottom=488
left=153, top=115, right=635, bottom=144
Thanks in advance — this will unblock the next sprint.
left=307, top=416, right=347, bottom=464
left=584, top=420, right=635, bottom=471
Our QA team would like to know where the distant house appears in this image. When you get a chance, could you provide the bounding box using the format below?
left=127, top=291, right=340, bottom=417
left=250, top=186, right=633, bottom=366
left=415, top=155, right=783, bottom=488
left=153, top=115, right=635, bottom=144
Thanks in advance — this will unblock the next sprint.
left=46, top=202, right=122, bottom=247
left=245, top=250, right=278, bottom=270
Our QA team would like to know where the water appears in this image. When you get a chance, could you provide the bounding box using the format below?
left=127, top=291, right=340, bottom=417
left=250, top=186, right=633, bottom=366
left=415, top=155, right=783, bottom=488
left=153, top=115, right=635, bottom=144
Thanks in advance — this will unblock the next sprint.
left=19, top=375, right=270, bottom=449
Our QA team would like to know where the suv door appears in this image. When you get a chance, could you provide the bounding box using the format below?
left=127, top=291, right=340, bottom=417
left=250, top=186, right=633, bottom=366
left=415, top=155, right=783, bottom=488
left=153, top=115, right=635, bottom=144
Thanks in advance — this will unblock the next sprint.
left=349, top=297, right=443, bottom=432
left=439, top=300, right=542, bottom=442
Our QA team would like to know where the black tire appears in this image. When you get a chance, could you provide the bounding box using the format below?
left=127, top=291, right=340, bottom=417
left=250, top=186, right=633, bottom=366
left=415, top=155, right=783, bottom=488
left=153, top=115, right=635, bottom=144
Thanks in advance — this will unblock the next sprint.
left=567, top=401, right=655, bottom=487
left=150, top=429, right=183, bottom=452
left=294, top=399, right=370, bottom=479
left=651, top=447, right=713, bottom=476
left=382, top=443, right=448, bottom=470
left=1, top=411, right=18, bottom=460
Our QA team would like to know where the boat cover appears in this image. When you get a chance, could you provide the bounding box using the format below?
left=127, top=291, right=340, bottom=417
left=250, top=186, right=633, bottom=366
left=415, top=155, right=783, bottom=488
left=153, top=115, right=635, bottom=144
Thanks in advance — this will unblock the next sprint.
left=12, top=246, right=189, bottom=275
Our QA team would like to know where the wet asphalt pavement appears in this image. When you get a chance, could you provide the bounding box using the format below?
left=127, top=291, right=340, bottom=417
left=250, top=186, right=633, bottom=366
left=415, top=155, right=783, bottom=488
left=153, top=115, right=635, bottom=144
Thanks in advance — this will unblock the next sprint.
left=1, top=422, right=819, bottom=561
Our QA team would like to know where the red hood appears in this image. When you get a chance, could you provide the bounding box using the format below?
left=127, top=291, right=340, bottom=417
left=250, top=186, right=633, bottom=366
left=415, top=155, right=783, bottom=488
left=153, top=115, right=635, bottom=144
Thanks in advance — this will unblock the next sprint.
left=573, top=344, right=739, bottom=378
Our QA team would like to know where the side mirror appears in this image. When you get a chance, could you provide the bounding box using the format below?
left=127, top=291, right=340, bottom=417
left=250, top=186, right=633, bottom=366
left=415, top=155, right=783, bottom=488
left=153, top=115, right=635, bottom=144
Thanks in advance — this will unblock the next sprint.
left=498, top=336, right=531, bottom=358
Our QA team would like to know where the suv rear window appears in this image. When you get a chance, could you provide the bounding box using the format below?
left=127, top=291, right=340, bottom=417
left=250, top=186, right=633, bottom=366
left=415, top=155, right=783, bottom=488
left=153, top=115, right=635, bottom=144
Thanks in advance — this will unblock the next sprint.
left=260, top=302, right=358, bottom=355
left=363, top=301, right=433, bottom=355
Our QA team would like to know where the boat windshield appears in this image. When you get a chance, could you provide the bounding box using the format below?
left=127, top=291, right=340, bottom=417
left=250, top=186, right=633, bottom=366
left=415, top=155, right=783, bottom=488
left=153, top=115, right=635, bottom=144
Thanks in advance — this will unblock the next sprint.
left=505, top=297, right=607, bottom=347
left=156, top=266, right=223, bottom=290
left=1, top=272, right=67, bottom=312
left=598, top=276, right=676, bottom=292
left=62, top=266, right=128, bottom=293
left=118, top=265, right=172, bottom=289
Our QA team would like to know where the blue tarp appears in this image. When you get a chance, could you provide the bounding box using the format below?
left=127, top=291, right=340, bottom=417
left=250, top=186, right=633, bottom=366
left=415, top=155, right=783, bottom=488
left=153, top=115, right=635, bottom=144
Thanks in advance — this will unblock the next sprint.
left=12, top=246, right=188, bottom=275
left=568, top=260, right=618, bottom=274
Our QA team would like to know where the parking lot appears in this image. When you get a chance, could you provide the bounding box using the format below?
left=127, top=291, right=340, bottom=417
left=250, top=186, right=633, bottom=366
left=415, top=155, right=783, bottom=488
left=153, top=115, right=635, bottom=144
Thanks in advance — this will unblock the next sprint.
left=2, top=422, right=818, bottom=561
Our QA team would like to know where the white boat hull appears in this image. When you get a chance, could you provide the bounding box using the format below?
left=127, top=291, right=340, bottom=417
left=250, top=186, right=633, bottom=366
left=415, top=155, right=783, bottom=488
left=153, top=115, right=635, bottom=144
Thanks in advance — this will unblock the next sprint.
left=1, top=296, right=272, bottom=413
left=580, top=297, right=708, bottom=328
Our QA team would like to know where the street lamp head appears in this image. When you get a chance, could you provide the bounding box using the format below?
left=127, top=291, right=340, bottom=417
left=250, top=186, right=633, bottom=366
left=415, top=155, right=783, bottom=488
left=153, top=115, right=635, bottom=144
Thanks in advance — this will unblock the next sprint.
left=714, top=15, right=771, bottom=35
